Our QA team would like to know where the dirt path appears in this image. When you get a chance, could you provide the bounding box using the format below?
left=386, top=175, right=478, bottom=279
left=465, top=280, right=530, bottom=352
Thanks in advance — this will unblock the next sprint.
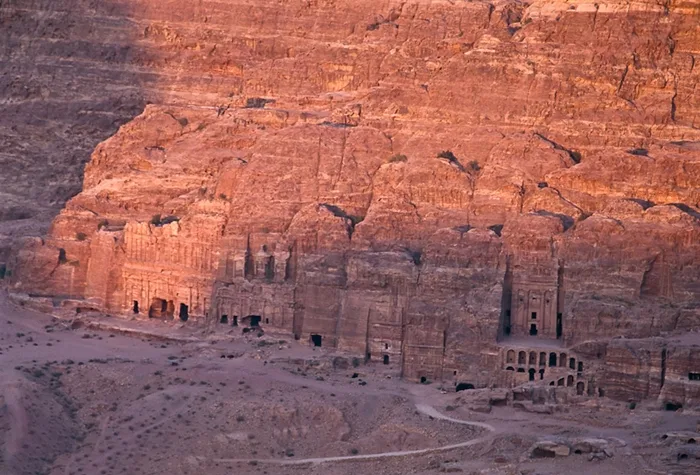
left=211, top=403, right=496, bottom=466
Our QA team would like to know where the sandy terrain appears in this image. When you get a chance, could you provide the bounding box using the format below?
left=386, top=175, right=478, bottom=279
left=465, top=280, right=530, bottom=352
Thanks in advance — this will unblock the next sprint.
left=0, top=289, right=698, bottom=475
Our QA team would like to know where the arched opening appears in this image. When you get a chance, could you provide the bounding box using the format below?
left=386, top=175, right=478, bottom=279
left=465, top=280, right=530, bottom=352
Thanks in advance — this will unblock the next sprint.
left=518, top=351, right=526, bottom=365
left=665, top=402, right=682, bottom=411
left=576, top=382, right=585, bottom=395
left=529, top=352, right=537, bottom=365
left=310, top=334, right=322, bottom=347
left=517, top=368, right=525, bottom=373
left=569, top=357, right=576, bottom=370
left=539, top=369, right=544, bottom=380
left=539, top=352, right=546, bottom=366
left=557, top=378, right=565, bottom=386
left=383, top=355, right=389, bottom=365
left=529, top=324, right=538, bottom=336
left=220, top=314, right=228, bottom=324
left=420, top=376, right=427, bottom=383
left=456, top=383, right=475, bottom=392
left=506, top=349, right=515, bottom=363
left=232, top=316, right=238, bottom=326
left=677, top=453, right=688, bottom=461
left=549, top=381, right=555, bottom=386
left=179, top=303, right=189, bottom=322
left=598, top=388, right=605, bottom=397
left=132, top=300, right=139, bottom=314
left=148, top=298, right=174, bottom=319
left=528, top=368, right=535, bottom=381
left=559, top=353, right=567, bottom=367
left=506, top=366, right=515, bottom=371
left=688, top=438, right=696, bottom=444
left=549, top=353, right=557, bottom=367
left=578, top=361, right=583, bottom=372
left=566, top=375, right=574, bottom=386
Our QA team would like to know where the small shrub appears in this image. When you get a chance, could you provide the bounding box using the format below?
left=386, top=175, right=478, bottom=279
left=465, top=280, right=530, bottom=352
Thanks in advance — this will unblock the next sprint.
left=388, top=154, right=408, bottom=163
left=437, top=150, right=458, bottom=162
left=245, top=97, right=273, bottom=109
left=76, top=232, right=87, bottom=241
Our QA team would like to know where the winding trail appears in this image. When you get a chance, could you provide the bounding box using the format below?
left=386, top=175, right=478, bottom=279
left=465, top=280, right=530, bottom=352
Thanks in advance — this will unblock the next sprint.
left=212, top=403, right=496, bottom=466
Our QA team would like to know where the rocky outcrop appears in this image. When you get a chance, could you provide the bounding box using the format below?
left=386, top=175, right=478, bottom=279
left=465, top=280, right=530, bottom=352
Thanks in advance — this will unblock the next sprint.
left=3, top=0, right=700, bottom=402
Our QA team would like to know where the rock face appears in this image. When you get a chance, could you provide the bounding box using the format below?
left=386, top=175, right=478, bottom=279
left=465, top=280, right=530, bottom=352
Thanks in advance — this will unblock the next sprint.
left=3, top=0, right=700, bottom=403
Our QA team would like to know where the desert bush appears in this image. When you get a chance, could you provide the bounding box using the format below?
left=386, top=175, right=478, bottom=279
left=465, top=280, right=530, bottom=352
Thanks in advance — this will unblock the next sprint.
left=388, top=154, right=408, bottom=163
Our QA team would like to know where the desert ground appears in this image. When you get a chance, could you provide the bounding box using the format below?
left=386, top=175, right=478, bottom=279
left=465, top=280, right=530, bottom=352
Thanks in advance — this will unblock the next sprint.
left=0, top=290, right=697, bottom=475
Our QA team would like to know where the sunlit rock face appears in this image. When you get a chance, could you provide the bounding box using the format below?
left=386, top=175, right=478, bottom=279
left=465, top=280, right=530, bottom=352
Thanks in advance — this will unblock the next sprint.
left=5, top=0, right=700, bottom=404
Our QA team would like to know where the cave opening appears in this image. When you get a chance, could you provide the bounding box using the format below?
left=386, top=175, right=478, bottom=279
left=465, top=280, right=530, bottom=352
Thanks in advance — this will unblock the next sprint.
left=148, top=298, right=174, bottom=319
left=220, top=314, right=228, bottom=324
left=179, top=303, right=189, bottom=322
left=665, top=402, right=683, bottom=411
left=456, top=382, right=475, bottom=392
left=529, top=324, right=538, bottom=336
left=549, top=352, right=557, bottom=367
left=576, top=382, right=585, bottom=395
left=233, top=316, right=238, bottom=326
left=539, top=369, right=545, bottom=380
left=242, top=315, right=261, bottom=327
left=383, top=355, right=389, bottom=365
left=133, top=300, right=139, bottom=314
left=310, top=334, right=322, bottom=347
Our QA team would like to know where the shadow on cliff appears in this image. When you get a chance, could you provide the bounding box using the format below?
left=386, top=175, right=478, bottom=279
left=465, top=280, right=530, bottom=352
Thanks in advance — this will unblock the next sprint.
left=0, top=0, right=148, bottom=262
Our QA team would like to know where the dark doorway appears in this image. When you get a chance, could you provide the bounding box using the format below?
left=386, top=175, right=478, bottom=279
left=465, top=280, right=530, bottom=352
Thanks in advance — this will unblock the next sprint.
left=549, top=352, right=557, bottom=367
left=665, top=402, right=682, bottom=411
left=517, top=368, right=525, bottom=373
left=148, top=298, right=174, bottom=319
left=576, top=382, right=585, bottom=395
left=569, top=358, right=576, bottom=369
left=310, top=334, right=322, bottom=347
left=529, top=324, right=538, bottom=336
left=456, top=383, right=474, bottom=392
left=539, top=369, right=544, bottom=380
left=383, top=355, right=389, bottom=365
left=567, top=375, right=574, bottom=386
left=531, top=312, right=537, bottom=320
left=506, top=366, right=514, bottom=371
left=578, top=362, right=583, bottom=372
left=179, top=303, right=189, bottom=322
left=556, top=313, right=562, bottom=338
left=233, top=316, right=238, bottom=326
left=220, top=314, right=228, bottom=324
left=265, top=318, right=269, bottom=324
left=243, top=315, right=261, bottom=327
left=528, top=368, right=535, bottom=381
left=420, top=376, right=427, bottom=383
left=133, top=300, right=139, bottom=314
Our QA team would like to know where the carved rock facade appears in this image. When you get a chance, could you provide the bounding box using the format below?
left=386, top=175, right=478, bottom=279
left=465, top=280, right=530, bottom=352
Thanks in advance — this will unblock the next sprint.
left=3, top=0, right=700, bottom=406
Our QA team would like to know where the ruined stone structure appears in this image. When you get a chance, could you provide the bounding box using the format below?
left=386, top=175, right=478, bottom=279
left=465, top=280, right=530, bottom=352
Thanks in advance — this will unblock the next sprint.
left=3, top=0, right=700, bottom=407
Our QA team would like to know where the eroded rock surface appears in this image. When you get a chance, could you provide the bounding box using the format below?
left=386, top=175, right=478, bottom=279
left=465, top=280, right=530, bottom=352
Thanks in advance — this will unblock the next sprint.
left=3, top=0, right=700, bottom=404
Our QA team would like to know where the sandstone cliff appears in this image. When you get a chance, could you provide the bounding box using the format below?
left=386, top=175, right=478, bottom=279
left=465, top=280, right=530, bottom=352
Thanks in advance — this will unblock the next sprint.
left=3, top=0, right=700, bottom=405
